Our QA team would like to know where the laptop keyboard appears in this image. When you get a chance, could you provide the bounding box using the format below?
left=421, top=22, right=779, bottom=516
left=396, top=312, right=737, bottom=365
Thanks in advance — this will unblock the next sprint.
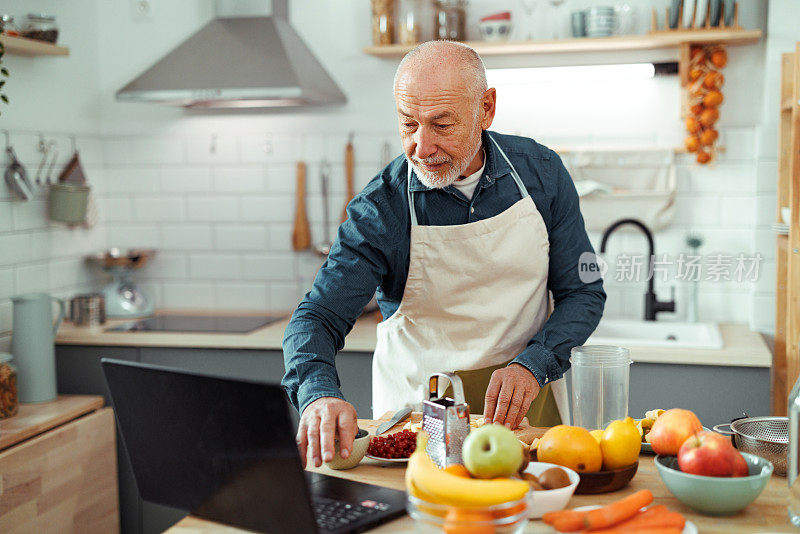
left=313, top=497, right=382, bottom=533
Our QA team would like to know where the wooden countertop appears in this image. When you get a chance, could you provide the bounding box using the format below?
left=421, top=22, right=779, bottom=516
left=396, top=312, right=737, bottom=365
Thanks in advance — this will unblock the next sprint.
left=166, top=416, right=794, bottom=534
left=0, top=395, right=104, bottom=451
left=56, top=311, right=771, bottom=367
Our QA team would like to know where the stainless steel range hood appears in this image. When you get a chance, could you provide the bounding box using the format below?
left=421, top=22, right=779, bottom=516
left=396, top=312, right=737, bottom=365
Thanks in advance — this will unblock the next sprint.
left=116, top=1, right=346, bottom=108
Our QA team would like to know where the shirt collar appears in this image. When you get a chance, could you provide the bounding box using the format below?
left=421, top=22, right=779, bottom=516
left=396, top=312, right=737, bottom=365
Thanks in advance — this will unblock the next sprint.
left=407, top=130, right=513, bottom=192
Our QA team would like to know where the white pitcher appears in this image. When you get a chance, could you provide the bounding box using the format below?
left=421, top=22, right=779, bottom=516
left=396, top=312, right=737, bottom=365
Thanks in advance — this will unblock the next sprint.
left=11, top=293, right=65, bottom=403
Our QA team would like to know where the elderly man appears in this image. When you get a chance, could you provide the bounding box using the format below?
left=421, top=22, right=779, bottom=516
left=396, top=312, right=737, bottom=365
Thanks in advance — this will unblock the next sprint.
left=283, top=41, right=605, bottom=468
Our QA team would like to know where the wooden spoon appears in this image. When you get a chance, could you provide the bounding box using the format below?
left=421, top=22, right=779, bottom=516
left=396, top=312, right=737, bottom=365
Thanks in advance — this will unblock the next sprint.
left=292, top=161, right=311, bottom=251
left=341, top=133, right=355, bottom=223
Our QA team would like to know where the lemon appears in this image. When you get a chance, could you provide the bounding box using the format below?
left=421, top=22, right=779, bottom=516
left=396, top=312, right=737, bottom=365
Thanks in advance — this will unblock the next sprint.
left=600, top=417, right=641, bottom=470
left=590, top=429, right=604, bottom=444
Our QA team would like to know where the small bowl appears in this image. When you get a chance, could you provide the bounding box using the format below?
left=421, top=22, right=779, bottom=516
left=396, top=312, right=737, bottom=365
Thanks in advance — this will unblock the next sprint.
left=325, top=428, right=369, bottom=470
left=575, top=462, right=638, bottom=494
left=654, top=453, right=773, bottom=515
left=407, top=491, right=530, bottom=533
left=479, top=18, right=513, bottom=41
left=522, top=462, right=580, bottom=518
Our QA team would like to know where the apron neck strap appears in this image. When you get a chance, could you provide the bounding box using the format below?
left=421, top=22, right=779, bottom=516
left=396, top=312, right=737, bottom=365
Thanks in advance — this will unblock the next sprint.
left=405, top=134, right=529, bottom=227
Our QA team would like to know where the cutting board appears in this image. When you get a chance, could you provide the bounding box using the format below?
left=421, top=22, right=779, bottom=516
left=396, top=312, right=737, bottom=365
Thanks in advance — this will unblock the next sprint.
left=367, top=411, right=548, bottom=446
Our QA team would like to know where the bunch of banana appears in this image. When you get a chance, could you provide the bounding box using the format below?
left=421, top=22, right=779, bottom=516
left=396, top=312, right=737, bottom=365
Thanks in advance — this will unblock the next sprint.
left=405, top=432, right=530, bottom=507
left=637, top=409, right=666, bottom=443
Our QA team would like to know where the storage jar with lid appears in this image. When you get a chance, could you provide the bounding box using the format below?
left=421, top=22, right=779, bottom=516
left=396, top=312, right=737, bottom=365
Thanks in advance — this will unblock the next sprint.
left=398, top=0, right=432, bottom=45
left=371, top=0, right=395, bottom=45
left=435, top=0, right=467, bottom=41
left=21, top=13, right=58, bottom=43
left=1, top=15, right=20, bottom=37
left=0, top=353, right=18, bottom=419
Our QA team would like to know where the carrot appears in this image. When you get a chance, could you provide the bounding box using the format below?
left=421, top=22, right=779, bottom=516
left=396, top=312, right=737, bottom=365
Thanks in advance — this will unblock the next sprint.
left=584, top=510, right=685, bottom=532
left=543, top=509, right=589, bottom=532
left=582, top=490, right=654, bottom=530
left=581, top=529, right=682, bottom=534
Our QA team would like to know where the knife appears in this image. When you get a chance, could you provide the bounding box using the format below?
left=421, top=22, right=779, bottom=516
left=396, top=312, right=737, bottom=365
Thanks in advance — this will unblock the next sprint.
left=375, top=405, right=413, bottom=435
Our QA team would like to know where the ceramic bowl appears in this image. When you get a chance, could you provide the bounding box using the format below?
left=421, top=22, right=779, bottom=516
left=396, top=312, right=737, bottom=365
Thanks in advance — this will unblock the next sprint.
left=325, top=428, right=369, bottom=470
left=522, top=462, right=580, bottom=518
left=479, top=19, right=513, bottom=41
left=575, top=461, right=638, bottom=494
left=408, top=491, right=530, bottom=532
left=654, top=452, right=773, bottom=515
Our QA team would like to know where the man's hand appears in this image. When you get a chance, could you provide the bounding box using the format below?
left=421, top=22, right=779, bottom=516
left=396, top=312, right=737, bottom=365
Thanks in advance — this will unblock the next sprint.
left=484, top=363, right=541, bottom=429
left=296, top=397, right=358, bottom=469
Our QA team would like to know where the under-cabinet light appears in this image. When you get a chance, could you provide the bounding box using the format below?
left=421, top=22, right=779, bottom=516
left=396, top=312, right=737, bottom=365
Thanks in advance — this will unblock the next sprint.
left=487, top=63, right=668, bottom=85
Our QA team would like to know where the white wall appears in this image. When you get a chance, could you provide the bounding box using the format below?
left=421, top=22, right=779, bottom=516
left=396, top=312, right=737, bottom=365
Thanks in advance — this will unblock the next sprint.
left=0, top=0, right=794, bottom=351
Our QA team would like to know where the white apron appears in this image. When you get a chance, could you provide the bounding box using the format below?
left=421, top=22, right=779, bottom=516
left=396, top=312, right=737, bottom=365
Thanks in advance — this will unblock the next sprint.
left=371, top=135, right=569, bottom=423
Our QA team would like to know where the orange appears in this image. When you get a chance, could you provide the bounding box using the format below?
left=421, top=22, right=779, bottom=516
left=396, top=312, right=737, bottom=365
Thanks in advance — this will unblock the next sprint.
left=537, top=425, right=602, bottom=473
left=600, top=417, right=641, bottom=470
left=444, top=464, right=472, bottom=478
left=443, top=507, right=495, bottom=534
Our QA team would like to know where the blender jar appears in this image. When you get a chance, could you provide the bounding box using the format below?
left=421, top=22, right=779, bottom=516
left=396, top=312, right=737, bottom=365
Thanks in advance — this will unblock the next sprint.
left=570, top=345, right=632, bottom=430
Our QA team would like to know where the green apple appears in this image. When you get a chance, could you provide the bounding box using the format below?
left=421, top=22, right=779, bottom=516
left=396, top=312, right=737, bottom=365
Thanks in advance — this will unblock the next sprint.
left=462, top=424, right=523, bottom=479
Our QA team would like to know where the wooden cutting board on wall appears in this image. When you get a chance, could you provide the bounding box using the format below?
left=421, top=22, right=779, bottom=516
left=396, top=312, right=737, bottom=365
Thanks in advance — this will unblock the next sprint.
left=366, top=411, right=548, bottom=445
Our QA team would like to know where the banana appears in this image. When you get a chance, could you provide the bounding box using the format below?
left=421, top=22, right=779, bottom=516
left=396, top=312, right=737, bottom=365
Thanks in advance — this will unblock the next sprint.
left=406, top=432, right=530, bottom=508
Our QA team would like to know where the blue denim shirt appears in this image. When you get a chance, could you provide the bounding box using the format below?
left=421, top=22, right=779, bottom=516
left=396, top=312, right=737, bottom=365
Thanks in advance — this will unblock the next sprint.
left=282, top=130, right=605, bottom=414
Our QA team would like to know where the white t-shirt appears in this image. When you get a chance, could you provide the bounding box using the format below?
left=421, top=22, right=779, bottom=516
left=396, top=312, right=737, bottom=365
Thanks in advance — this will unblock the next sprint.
left=452, top=150, right=486, bottom=201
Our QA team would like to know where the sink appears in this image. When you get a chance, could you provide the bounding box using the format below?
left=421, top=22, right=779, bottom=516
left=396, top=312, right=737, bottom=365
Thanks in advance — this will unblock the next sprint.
left=587, top=319, right=723, bottom=349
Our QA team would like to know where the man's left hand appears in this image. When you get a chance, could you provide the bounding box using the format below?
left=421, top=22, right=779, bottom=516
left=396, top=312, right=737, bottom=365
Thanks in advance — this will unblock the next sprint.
left=484, top=363, right=541, bottom=429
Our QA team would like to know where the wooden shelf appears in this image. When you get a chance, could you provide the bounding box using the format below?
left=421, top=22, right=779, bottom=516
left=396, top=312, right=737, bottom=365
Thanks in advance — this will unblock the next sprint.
left=363, top=29, right=762, bottom=58
left=0, top=34, right=69, bottom=56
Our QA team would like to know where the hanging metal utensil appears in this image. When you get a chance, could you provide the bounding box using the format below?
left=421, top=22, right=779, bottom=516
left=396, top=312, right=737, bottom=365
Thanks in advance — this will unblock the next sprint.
left=45, top=143, right=58, bottom=184
left=34, top=133, right=49, bottom=186
left=315, top=159, right=333, bottom=256
left=3, top=131, right=34, bottom=201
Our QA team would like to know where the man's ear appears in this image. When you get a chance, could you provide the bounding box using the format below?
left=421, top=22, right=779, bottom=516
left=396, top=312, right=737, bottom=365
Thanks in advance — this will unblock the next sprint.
left=481, top=88, right=497, bottom=130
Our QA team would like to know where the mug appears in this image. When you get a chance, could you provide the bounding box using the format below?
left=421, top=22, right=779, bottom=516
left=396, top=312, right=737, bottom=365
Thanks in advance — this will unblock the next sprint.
left=48, top=183, right=90, bottom=224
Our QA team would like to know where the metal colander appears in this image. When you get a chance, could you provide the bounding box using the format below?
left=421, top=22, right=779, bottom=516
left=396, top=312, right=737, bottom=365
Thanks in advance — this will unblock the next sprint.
left=714, top=416, right=788, bottom=476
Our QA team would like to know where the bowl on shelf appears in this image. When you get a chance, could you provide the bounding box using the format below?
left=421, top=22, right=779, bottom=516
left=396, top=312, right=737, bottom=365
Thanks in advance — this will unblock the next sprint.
left=407, top=491, right=530, bottom=533
left=575, top=462, right=639, bottom=494
left=522, top=462, right=580, bottom=518
left=654, top=453, right=773, bottom=515
left=324, top=428, right=369, bottom=470
left=479, top=11, right=512, bottom=41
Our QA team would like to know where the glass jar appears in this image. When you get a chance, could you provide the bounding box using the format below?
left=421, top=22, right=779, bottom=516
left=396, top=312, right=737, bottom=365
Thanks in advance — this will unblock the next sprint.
left=21, top=13, right=59, bottom=44
left=0, top=15, right=20, bottom=37
left=570, top=345, right=632, bottom=430
left=435, top=0, right=467, bottom=41
left=0, top=353, right=18, bottom=419
left=398, top=0, right=430, bottom=45
left=371, top=0, right=395, bottom=45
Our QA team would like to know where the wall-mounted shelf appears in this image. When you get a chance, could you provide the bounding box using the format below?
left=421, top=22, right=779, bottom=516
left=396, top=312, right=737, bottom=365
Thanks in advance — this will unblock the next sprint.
left=363, top=30, right=761, bottom=58
left=0, top=34, right=69, bottom=57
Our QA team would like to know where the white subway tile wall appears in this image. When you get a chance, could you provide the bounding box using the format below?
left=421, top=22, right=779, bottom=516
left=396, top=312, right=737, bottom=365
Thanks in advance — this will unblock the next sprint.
left=0, top=125, right=777, bottom=352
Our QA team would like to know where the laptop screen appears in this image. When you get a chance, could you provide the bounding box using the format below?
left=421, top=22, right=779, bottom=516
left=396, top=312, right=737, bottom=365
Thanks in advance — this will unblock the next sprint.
left=102, top=359, right=318, bottom=533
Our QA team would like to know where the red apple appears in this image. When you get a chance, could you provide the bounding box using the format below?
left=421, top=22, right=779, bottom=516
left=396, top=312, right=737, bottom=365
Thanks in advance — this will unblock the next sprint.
left=678, top=431, right=742, bottom=477
left=732, top=451, right=749, bottom=477
left=649, top=408, right=703, bottom=456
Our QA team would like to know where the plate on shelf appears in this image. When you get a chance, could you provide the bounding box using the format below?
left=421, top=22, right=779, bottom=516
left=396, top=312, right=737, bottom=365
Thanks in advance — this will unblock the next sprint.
left=365, top=454, right=409, bottom=463
left=695, top=0, right=708, bottom=27
left=573, top=505, right=697, bottom=534
left=669, top=0, right=682, bottom=29
left=771, top=223, right=790, bottom=235
left=682, top=0, right=696, bottom=28
left=709, top=0, right=721, bottom=26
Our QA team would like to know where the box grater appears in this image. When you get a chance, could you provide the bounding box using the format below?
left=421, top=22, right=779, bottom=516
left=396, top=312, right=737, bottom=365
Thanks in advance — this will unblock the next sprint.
left=422, top=372, right=471, bottom=468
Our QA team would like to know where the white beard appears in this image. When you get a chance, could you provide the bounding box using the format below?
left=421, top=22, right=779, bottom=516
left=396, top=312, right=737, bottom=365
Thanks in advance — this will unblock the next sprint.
left=408, top=130, right=483, bottom=189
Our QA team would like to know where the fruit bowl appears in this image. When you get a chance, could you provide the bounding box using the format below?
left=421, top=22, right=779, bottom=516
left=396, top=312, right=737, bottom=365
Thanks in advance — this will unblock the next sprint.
left=655, top=453, right=773, bottom=515
left=407, top=492, right=530, bottom=533
left=522, top=462, right=580, bottom=518
left=575, top=462, right=639, bottom=494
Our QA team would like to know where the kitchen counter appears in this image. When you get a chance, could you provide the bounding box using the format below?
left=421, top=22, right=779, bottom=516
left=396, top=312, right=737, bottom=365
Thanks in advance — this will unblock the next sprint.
left=56, top=311, right=771, bottom=367
left=164, top=416, right=793, bottom=534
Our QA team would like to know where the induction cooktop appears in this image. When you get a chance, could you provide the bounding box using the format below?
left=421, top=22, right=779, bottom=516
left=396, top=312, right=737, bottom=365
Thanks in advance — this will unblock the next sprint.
left=106, top=314, right=284, bottom=334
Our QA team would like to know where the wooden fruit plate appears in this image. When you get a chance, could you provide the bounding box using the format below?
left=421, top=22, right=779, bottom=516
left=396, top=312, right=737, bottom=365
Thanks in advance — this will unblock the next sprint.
left=370, top=411, right=549, bottom=445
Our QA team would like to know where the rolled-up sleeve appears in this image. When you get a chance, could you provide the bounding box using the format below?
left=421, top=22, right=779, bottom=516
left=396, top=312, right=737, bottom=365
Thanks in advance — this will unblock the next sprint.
left=512, top=155, right=606, bottom=386
left=282, top=187, right=401, bottom=415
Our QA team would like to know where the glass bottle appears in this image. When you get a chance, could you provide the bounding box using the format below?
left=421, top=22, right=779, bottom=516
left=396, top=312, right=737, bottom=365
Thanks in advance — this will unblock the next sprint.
left=788, top=374, right=800, bottom=526
left=435, top=0, right=467, bottom=41
left=371, top=0, right=395, bottom=45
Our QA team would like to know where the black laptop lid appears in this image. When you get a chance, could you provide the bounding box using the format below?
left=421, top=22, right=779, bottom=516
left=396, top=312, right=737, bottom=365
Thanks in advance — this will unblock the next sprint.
left=101, top=359, right=318, bottom=534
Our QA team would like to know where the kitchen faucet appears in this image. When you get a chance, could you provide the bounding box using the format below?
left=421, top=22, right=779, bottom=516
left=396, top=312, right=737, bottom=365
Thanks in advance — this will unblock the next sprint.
left=600, top=218, right=675, bottom=321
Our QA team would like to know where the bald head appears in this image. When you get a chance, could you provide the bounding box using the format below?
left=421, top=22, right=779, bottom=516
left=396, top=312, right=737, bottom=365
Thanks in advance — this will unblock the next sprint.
left=393, top=41, right=488, bottom=104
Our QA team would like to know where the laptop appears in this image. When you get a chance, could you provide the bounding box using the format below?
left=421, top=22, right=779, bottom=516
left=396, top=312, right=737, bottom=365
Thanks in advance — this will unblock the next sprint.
left=101, top=359, right=407, bottom=534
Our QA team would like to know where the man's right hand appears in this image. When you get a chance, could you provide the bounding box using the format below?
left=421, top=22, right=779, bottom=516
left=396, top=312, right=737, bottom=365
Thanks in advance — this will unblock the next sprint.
left=296, top=397, right=358, bottom=469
